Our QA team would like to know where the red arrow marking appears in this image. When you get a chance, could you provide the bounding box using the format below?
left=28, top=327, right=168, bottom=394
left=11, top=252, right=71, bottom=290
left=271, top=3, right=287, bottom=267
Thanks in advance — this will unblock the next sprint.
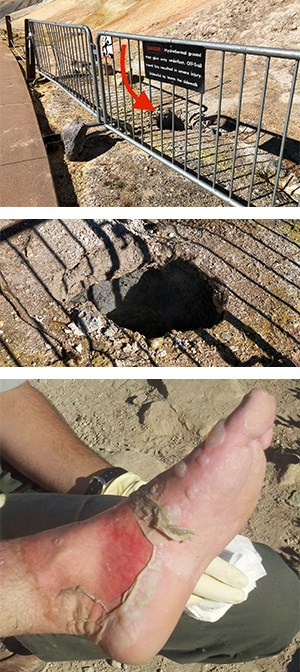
left=120, top=44, right=155, bottom=111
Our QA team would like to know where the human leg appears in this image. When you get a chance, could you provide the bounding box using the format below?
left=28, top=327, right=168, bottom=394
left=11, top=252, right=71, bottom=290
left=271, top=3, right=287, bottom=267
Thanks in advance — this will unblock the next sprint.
left=2, top=493, right=299, bottom=665
left=0, top=389, right=277, bottom=664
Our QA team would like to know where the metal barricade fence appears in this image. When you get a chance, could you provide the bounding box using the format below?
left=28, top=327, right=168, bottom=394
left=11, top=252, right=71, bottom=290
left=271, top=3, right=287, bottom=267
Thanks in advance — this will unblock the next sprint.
left=27, top=20, right=300, bottom=207
left=95, top=32, right=300, bottom=207
left=28, top=20, right=100, bottom=116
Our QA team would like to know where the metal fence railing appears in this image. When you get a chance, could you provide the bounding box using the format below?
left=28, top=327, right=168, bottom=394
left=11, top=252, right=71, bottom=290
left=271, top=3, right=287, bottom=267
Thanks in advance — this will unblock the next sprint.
left=28, top=20, right=100, bottom=116
left=27, top=20, right=300, bottom=207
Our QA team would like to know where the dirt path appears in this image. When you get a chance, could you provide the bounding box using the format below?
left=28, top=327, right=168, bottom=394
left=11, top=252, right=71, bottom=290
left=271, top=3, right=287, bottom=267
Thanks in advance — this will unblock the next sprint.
left=29, top=377, right=299, bottom=672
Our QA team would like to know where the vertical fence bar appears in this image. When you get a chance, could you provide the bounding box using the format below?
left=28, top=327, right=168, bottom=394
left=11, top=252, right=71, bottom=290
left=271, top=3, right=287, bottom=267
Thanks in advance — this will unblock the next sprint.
left=106, top=41, right=114, bottom=124
left=82, top=30, right=92, bottom=107
left=69, top=26, right=75, bottom=88
left=60, top=24, right=68, bottom=78
left=197, top=91, right=203, bottom=179
left=32, top=22, right=40, bottom=71
left=121, top=38, right=128, bottom=133
left=51, top=23, right=61, bottom=78
left=184, top=88, right=189, bottom=171
left=68, top=27, right=77, bottom=92
left=137, top=39, right=144, bottom=145
left=112, top=38, right=120, bottom=128
left=76, top=29, right=86, bottom=103
left=247, top=56, right=270, bottom=206
left=149, top=78, right=153, bottom=149
left=88, top=33, right=102, bottom=120
left=70, top=28, right=80, bottom=98
left=80, top=30, right=91, bottom=106
left=128, top=39, right=135, bottom=138
left=5, top=15, right=14, bottom=48
left=271, top=59, right=299, bottom=206
left=41, top=22, right=50, bottom=75
left=171, top=85, right=175, bottom=163
left=42, top=23, right=49, bottom=73
left=77, top=29, right=85, bottom=99
left=229, top=52, right=246, bottom=199
left=212, top=51, right=225, bottom=188
left=38, top=22, right=48, bottom=74
left=25, top=19, right=35, bottom=82
left=49, top=23, right=57, bottom=77
left=96, top=36, right=108, bottom=125
left=57, top=23, right=65, bottom=79
left=160, top=81, right=163, bottom=155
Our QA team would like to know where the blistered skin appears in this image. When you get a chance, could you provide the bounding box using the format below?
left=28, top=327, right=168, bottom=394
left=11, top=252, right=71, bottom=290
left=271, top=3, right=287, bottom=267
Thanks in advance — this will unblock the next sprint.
left=20, top=504, right=154, bottom=638
left=1, top=389, right=276, bottom=667
left=129, top=486, right=195, bottom=542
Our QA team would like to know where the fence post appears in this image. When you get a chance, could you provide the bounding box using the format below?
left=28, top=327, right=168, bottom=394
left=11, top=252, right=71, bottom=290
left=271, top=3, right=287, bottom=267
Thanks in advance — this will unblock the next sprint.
left=25, top=19, right=35, bottom=82
left=5, top=15, right=14, bottom=48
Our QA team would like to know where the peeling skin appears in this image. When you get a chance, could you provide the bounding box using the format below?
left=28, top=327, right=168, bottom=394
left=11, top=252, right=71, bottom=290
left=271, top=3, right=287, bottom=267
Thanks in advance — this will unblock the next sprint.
left=128, top=486, right=195, bottom=542
left=58, top=584, right=108, bottom=637
left=58, top=585, right=108, bottom=613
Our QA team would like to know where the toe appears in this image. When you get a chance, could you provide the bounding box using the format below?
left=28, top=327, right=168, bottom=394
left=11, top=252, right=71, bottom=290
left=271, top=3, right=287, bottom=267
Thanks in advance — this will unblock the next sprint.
left=224, top=389, right=276, bottom=444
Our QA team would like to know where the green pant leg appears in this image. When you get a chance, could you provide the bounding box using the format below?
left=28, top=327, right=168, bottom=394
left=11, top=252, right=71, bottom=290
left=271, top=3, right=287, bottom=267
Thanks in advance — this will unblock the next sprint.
left=1, top=493, right=299, bottom=664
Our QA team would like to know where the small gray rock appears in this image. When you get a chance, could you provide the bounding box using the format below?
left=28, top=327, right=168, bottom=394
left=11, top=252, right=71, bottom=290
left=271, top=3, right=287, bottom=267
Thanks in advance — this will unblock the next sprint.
left=61, top=120, right=88, bottom=160
left=89, top=269, right=145, bottom=313
left=67, top=311, right=106, bottom=336
left=76, top=310, right=105, bottom=334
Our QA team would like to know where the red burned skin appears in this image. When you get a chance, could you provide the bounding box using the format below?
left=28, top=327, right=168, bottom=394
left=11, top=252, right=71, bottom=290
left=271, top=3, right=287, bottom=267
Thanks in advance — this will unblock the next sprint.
left=21, top=503, right=153, bottom=615
left=94, top=504, right=154, bottom=607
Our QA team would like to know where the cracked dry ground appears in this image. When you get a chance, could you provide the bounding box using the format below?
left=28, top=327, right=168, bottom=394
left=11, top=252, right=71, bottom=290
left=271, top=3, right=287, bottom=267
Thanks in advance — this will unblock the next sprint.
left=0, top=219, right=299, bottom=367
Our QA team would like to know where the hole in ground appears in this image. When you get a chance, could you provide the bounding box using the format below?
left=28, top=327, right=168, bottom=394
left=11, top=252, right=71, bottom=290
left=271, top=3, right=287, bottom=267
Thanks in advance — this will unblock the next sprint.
left=88, top=258, right=228, bottom=339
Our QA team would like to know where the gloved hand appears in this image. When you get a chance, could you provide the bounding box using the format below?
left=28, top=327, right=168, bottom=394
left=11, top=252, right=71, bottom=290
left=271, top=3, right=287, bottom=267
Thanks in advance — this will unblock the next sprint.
left=103, top=471, right=248, bottom=606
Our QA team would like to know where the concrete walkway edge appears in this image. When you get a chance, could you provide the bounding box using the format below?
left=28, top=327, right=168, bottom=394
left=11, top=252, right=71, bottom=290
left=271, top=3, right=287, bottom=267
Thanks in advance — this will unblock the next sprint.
left=0, top=41, right=58, bottom=206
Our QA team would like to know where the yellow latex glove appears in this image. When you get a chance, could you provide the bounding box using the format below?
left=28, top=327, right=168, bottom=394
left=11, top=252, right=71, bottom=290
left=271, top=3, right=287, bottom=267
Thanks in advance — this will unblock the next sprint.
left=103, top=472, right=248, bottom=604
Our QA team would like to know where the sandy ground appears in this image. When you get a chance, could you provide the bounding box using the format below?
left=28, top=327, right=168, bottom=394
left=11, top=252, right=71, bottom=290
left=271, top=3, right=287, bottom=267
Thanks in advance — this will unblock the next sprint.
left=1, top=219, right=299, bottom=368
left=6, top=0, right=216, bottom=35
left=24, top=377, right=300, bottom=672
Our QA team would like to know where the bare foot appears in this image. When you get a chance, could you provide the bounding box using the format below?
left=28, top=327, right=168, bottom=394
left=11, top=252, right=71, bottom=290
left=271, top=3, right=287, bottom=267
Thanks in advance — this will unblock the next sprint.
left=0, top=389, right=276, bottom=664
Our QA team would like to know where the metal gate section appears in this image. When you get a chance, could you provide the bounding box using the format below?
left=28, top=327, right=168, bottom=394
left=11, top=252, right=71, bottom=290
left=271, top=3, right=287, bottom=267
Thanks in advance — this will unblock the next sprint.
left=28, top=20, right=100, bottom=116
left=96, top=32, right=299, bottom=207
left=27, top=20, right=300, bottom=207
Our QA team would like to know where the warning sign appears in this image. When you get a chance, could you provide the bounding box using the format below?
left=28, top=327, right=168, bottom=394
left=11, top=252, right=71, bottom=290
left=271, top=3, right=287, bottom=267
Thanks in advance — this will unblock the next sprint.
left=143, top=40, right=205, bottom=92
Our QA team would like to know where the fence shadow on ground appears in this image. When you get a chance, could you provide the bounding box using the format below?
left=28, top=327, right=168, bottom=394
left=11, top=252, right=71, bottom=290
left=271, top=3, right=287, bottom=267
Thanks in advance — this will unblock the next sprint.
left=29, top=89, right=79, bottom=206
left=170, top=219, right=299, bottom=366
left=0, top=219, right=299, bottom=367
left=0, top=219, right=156, bottom=366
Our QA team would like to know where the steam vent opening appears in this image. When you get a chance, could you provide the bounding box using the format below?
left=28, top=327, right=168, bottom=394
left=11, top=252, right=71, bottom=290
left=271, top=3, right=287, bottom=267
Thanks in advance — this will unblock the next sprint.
left=89, top=259, right=228, bottom=339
